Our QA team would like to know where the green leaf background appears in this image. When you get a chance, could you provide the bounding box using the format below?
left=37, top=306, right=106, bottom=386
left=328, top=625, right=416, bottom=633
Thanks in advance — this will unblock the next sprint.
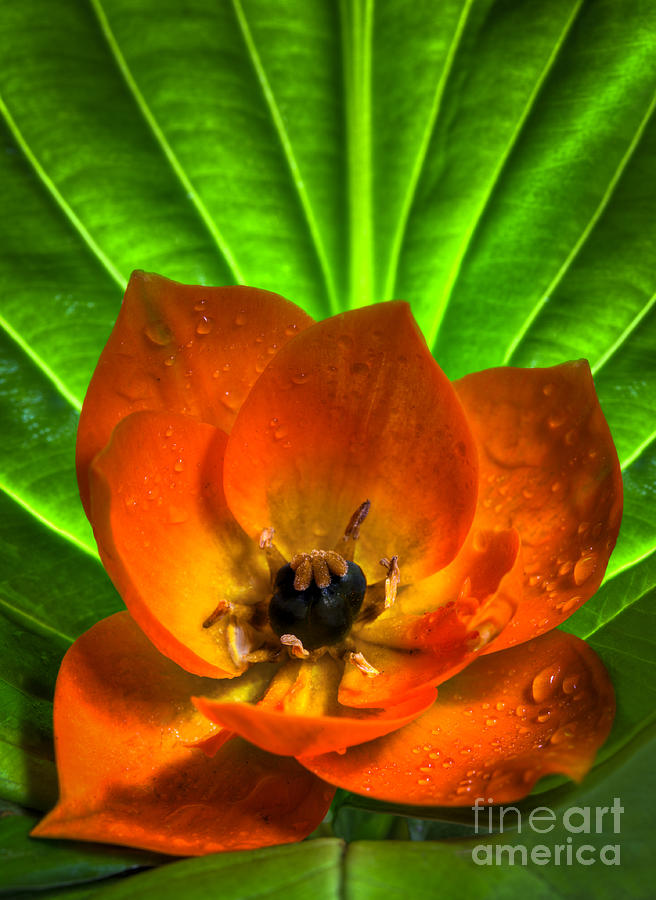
left=0, top=0, right=654, bottom=896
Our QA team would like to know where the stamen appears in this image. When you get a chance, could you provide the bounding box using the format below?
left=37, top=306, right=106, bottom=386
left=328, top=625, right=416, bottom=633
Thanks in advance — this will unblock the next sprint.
left=243, top=646, right=281, bottom=663
left=259, top=526, right=288, bottom=582
left=202, top=599, right=232, bottom=629
left=380, top=555, right=400, bottom=608
left=346, top=650, right=380, bottom=677
left=339, top=499, right=371, bottom=560
left=290, top=549, right=348, bottom=590
left=226, top=617, right=256, bottom=666
left=280, top=633, right=310, bottom=658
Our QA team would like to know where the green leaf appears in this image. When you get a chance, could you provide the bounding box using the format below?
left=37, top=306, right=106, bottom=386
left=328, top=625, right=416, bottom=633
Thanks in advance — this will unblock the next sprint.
left=0, top=802, right=162, bottom=894
left=344, top=724, right=655, bottom=899
left=0, top=0, right=654, bottom=894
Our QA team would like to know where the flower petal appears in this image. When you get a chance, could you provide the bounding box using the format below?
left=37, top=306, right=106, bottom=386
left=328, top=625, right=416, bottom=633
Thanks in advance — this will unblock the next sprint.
left=89, top=410, right=268, bottom=677
left=223, top=303, right=478, bottom=583
left=301, top=630, right=614, bottom=805
left=454, top=361, right=622, bottom=650
left=77, top=271, right=313, bottom=515
left=194, top=655, right=436, bottom=757
left=32, top=613, right=334, bottom=856
left=338, top=529, right=522, bottom=708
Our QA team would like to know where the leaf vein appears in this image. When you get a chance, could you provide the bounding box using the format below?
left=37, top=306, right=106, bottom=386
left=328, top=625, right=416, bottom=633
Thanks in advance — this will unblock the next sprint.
left=231, top=0, right=339, bottom=315
left=503, top=87, right=656, bottom=364
left=89, top=0, right=245, bottom=283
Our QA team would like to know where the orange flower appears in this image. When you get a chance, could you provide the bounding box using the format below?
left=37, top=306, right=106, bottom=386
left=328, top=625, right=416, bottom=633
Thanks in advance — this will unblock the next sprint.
left=33, top=272, right=622, bottom=856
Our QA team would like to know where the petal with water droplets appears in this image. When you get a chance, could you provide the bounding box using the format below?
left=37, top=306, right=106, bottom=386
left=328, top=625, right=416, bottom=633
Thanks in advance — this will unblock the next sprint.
left=223, top=303, right=478, bottom=584
left=32, top=613, right=333, bottom=855
left=454, top=361, right=622, bottom=651
left=77, top=271, right=313, bottom=515
left=300, top=630, right=614, bottom=805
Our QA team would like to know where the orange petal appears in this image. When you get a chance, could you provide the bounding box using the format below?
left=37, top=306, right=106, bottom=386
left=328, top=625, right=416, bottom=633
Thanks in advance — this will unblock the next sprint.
left=32, top=613, right=334, bottom=856
left=194, top=654, right=436, bottom=757
left=339, top=529, right=522, bottom=708
left=301, top=630, right=614, bottom=805
left=89, top=410, right=268, bottom=677
left=77, top=271, right=313, bottom=515
left=455, top=361, right=622, bottom=650
left=223, top=303, right=478, bottom=583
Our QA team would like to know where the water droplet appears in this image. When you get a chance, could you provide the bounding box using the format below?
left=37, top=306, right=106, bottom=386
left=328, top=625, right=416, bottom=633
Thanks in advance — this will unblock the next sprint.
left=463, top=707, right=473, bottom=716
left=212, top=370, right=220, bottom=379
left=573, top=553, right=597, bottom=585
left=550, top=723, right=576, bottom=745
left=536, top=707, right=552, bottom=723
left=221, top=391, right=239, bottom=411
left=291, top=372, right=308, bottom=385
left=548, top=412, right=566, bottom=428
left=350, top=361, right=370, bottom=376
left=165, top=426, right=174, bottom=438
left=562, top=675, right=580, bottom=695
left=174, top=458, right=184, bottom=472
left=196, top=315, right=214, bottom=335
left=169, top=506, right=188, bottom=524
left=564, top=429, right=577, bottom=445
left=496, top=701, right=505, bottom=711
left=234, top=312, right=247, bottom=326
left=551, top=481, right=562, bottom=492
left=485, top=718, right=497, bottom=727
left=337, top=334, right=353, bottom=351
left=557, top=595, right=581, bottom=614
left=578, top=521, right=590, bottom=535
left=543, top=383, right=555, bottom=396
left=472, top=531, right=488, bottom=553
left=558, top=560, right=573, bottom=576
left=274, top=425, right=288, bottom=440
left=164, top=355, right=176, bottom=367
left=144, top=321, right=172, bottom=346
left=442, top=758, right=454, bottom=768
left=193, top=299, right=207, bottom=311
left=285, top=323, right=298, bottom=336
left=532, top=665, right=561, bottom=702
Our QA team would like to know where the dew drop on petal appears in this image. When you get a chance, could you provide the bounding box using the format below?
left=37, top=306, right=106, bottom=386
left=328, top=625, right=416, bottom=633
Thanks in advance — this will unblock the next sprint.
left=291, top=372, right=308, bottom=385
left=532, top=665, right=561, bottom=703
left=174, top=458, right=184, bottom=472
left=542, top=383, right=555, bottom=396
left=234, top=313, right=247, bottom=326
left=350, top=361, right=370, bottom=376
left=442, top=758, right=454, bottom=769
left=536, top=708, right=552, bottom=723
left=164, top=426, right=174, bottom=438
left=562, top=675, right=581, bottom=695
left=196, top=315, right=214, bottom=335
left=573, top=553, right=597, bottom=586
left=144, top=321, right=172, bottom=346
left=550, top=723, right=577, bottom=745
left=547, top=412, right=566, bottom=428
left=164, top=355, right=176, bottom=367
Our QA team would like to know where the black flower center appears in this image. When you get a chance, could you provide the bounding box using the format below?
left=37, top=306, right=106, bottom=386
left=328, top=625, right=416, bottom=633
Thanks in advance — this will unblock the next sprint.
left=268, top=560, right=367, bottom=650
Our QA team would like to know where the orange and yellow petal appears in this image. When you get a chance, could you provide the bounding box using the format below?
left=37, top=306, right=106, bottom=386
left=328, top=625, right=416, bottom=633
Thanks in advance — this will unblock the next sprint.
left=302, top=630, right=614, bottom=806
left=223, top=303, right=478, bottom=584
left=194, top=655, right=436, bottom=757
left=89, top=410, right=268, bottom=678
left=32, top=613, right=334, bottom=856
left=77, top=271, right=313, bottom=515
left=455, top=362, right=622, bottom=651
left=338, top=529, right=522, bottom=709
